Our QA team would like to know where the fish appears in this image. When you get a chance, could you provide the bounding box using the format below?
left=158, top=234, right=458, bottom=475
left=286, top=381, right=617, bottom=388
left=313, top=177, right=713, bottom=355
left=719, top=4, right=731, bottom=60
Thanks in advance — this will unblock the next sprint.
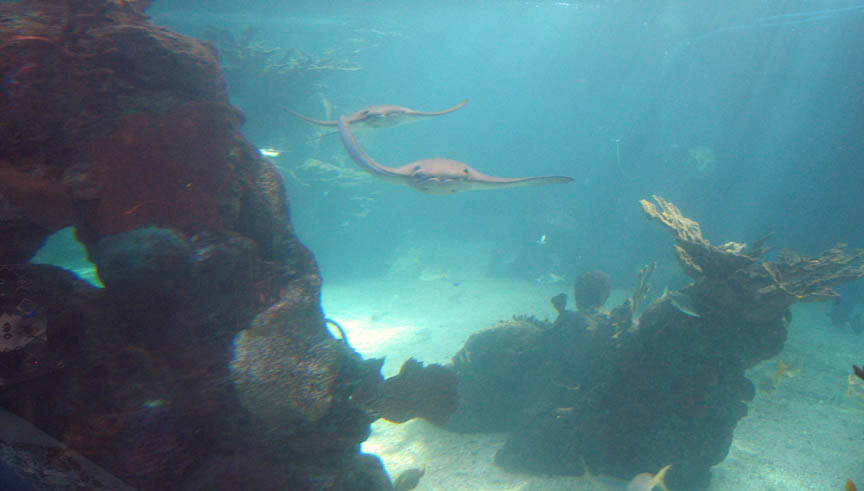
left=535, top=272, right=566, bottom=284
left=759, top=358, right=803, bottom=394
left=418, top=267, right=449, bottom=282
left=287, top=99, right=468, bottom=130
left=393, top=465, right=425, bottom=491
left=258, top=147, right=282, bottom=157
left=627, top=465, right=671, bottom=491
left=337, top=116, right=574, bottom=194
left=581, top=458, right=671, bottom=491
left=848, top=479, right=858, bottom=491
left=660, top=287, right=701, bottom=318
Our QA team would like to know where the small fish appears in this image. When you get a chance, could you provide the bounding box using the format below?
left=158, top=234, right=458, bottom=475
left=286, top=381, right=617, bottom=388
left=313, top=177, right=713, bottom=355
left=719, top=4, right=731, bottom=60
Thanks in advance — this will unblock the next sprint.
left=418, top=268, right=448, bottom=282
left=143, top=398, right=167, bottom=409
left=536, top=234, right=548, bottom=245
left=581, top=458, right=671, bottom=491
left=259, top=148, right=282, bottom=157
left=393, top=465, right=425, bottom=491
left=660, top=287, right=701, bottom=318
left=627, top=464, right=671, bottom=491
left=536, top=272, right=566, bottom=285
left=848, top=479, right=857, bottom=491
left=759, top=359, right=802, bottom=394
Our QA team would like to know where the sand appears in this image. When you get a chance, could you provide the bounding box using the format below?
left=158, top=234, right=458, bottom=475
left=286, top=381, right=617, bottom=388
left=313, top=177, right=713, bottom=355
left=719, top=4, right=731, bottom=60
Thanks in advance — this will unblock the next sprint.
left=321, top=275, right=864, bottom=491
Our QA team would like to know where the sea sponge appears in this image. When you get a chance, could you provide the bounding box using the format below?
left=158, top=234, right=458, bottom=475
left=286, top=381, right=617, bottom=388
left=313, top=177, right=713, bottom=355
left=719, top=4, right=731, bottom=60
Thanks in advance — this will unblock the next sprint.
left=573, top=270, right=610, bottom=311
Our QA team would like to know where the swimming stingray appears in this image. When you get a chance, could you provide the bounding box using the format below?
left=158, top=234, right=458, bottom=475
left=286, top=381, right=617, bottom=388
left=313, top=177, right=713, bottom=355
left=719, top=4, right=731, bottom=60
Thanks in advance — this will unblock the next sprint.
left=337, top=116, right=574, bottom=194
left=287, top=99, right=468, bottom=130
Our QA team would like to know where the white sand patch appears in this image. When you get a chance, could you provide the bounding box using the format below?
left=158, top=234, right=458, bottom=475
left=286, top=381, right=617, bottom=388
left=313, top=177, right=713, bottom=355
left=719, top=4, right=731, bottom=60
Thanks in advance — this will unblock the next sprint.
left=322, top=276, right=565, bottom=377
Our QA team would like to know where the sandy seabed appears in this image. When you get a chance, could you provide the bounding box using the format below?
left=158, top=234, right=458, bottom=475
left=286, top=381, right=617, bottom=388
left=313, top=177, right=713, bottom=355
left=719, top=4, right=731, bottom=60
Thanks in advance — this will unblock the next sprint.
left=321, top=275, right=864, bottom=491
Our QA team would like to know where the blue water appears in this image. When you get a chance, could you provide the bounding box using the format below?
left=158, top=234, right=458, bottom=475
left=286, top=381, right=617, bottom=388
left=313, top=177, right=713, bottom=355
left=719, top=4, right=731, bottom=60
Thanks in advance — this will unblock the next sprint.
left=136, top=0, right=864, bottom=286
left=13, top=1, right=863, bottom=488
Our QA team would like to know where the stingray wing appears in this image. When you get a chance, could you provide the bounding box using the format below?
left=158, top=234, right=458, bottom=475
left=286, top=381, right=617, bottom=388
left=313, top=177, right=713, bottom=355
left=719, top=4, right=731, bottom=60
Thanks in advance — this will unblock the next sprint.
left=403, top=99, right=468, bottom=117
left=337, top=116, right=412, bottom=185
left=284, top=108, right=337, bottom=126
left=461, top=168, right=574, bottom=190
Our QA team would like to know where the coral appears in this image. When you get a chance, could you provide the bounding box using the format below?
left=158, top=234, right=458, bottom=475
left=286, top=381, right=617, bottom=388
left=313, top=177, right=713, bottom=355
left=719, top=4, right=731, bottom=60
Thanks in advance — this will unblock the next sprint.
left=642, top=195, right=864, bottom=324
left=0, top=2, right=397, bottom=489
left=86, top=103, right=241, bottom=238
left=640, top=195, right=706, bottom=245
left=373, top=358, right=459, bottom=426
left=449, top=196, right=864, bottom=489
left=231, top=328, right=342, bottom=427
left=631, top=261, right=656, bottom=316
left=0, top=264, right=98, bottom=389
left=573, top=270, right=611, bottom=311
left=761, top=244, right=864, bottom=303
left=91, top=227, right=193, bottom=292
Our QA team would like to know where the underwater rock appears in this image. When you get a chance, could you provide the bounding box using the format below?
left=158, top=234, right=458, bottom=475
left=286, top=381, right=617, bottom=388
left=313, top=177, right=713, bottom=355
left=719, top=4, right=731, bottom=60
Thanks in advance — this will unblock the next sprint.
left=550, top=293, right=567, bottom=315
left=0, top=407, right=132, bottom=490
left=230, top=321, right=342, bottom=428
left=85, top=102, right=244, bottom=239
left=573, top=270, right=611, bottom=311
left=447, top=318, right=553, bottom=433
left=0, top=264, right=99, bottom=388
left=92, top=227, right=193, bottom=292
left=0, top=2, right=392, bottom=489
left=373, top=359, right=458, bottom=426
left=450, top=196, right=864, bottom=489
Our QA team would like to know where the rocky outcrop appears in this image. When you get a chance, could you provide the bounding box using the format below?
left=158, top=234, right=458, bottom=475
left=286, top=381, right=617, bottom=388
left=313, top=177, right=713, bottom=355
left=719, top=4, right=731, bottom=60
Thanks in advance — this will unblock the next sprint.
left=0, top=2, right=456, bottom=489
left=448, top=196, right=864, bottom=489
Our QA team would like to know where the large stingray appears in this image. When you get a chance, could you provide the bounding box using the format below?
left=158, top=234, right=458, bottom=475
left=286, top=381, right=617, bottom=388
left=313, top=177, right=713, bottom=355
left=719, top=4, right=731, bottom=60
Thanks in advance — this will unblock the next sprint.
left=287, top=99, right=468, bottom=130
left=337, top=116, right=574, bottom=194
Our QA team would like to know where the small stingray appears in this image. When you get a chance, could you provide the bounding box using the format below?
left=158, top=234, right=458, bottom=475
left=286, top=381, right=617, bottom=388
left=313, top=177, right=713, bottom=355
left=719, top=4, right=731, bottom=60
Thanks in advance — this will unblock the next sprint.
left=287, top=99, right=467, bottom=130
left=337, top=116, right=574, bottom=194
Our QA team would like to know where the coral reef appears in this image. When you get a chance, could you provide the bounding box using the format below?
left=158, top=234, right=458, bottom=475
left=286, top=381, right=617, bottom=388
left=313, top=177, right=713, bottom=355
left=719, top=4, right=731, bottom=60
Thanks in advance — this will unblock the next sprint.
left=0, top=2, right=455, bottom=489
left=448, top=196, right=864, bottom=489
left=199, top=26, right=363, bottom=143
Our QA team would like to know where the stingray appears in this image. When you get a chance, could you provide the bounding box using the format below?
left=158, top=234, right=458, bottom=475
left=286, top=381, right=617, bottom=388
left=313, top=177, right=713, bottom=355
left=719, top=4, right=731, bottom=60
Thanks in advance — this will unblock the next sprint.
left=287, top=99, right=468, bottom=130
left=337, top=116, right=574, bottom=194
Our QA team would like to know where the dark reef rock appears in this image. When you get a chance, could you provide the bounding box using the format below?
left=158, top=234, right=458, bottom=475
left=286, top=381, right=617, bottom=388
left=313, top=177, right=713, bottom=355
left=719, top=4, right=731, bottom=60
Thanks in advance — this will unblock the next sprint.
left=372, top=358, right=459, bottom=426
left=0, top=264, right=99, bottom=389
left=449, top=196, right=864, bottom=489
left=572, top=269, right=611, bottom=311
left=0, top=1, right=455, bottom=489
